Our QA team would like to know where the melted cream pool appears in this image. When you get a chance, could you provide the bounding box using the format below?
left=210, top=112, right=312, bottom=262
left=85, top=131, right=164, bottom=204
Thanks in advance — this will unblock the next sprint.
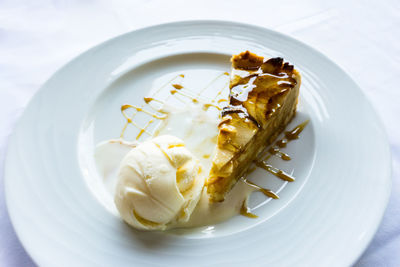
left=95, top=104, right=257, bottom=229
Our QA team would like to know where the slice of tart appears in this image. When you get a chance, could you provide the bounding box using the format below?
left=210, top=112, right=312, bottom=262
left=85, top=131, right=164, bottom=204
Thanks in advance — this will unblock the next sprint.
left=206, top=51, right=301, bottom=202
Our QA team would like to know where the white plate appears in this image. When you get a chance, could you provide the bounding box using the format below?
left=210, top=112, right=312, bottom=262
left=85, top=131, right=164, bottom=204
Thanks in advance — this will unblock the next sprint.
left=5, top=21, right=391, bottom=267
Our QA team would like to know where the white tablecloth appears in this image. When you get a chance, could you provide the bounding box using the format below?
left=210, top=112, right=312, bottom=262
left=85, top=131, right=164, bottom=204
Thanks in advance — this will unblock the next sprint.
left=1, top=0, right=399, bottom=266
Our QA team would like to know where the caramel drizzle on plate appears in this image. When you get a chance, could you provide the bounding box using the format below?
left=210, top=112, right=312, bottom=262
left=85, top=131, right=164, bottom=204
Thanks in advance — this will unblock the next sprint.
left=243, top=179, right=279, bottom=199
left=240, top=200, right=258, bottom=218
left=242, top=120, right=309, bottom=217
left=119, top=74, right=185, bottom=140
left=257, top=120, right=309, bottom=162
left=119, top=72, right=230, bottom=141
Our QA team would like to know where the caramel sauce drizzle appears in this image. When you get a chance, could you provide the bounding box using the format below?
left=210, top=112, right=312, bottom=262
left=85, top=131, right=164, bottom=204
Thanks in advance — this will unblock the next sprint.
left=121, top=104, right=166, bottom=120
left=254, top=161, right=295, bottom=182
left=252, top=120, right=310, bottom=183
left=119, top=74, right=185, bottom=140
left=167, top=143, right=185, bottom=149
left=197, top=71, right=229, bottom=98
left=169, top=87, right=212, bottom=105
left=240, top=120, right=309, bottom=217
left=257, top=120, right=309, bottom=165
left=244, top=179, right=279, bottom=199
left=240, top=200, right=258, bottom=218
left=284, top=120, right=309, bottom=140
left=267, top=147, right=291, bottom=161
left=143, top=97, right=165, bottom=106
left=203, top=103, right=222, bottom=111
left=119, top=72, right=230, bottom=141
left=120, top=104, right=167, bottom=139
left=143, top=97, right=154, bottom=104
left=136, top=119, right=154, bottom=140
left=210, top=74, right=230, bottom=105
left=172, top=84, right=183, bottom=89
left=275, top=139, right=287, bottom=148
left=166, top=75, right=229, bottom=110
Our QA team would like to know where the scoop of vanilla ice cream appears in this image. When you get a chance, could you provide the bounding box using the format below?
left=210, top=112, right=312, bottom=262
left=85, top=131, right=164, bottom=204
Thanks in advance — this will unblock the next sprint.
left=114, top=135, right=205, bottom=230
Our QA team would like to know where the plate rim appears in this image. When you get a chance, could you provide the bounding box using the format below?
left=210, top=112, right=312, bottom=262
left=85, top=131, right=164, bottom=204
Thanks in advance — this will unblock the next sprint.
left=4, top=19, right=392, bottom=266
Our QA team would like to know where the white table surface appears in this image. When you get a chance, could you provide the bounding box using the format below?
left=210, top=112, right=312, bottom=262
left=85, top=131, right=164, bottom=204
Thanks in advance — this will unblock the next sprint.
left=1, top=0, right=399, bottom=266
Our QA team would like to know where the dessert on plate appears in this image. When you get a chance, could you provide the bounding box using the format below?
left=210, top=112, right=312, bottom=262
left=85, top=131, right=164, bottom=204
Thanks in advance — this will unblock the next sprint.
left=96, top=51, right=304, bottom=230
left=207, top=51, right=301, bottom=202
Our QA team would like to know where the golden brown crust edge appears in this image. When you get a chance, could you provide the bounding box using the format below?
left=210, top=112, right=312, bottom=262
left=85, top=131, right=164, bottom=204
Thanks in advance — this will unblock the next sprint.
left=231, top=51, right=264, bottom=70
